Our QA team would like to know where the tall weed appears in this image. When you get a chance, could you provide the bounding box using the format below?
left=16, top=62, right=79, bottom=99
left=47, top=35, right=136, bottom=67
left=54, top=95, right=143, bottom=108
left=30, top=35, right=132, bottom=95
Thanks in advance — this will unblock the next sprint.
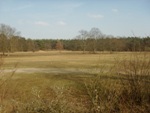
left=116, top=53, right=150, bottom=112
left=84, top=52, right=150, bottom=113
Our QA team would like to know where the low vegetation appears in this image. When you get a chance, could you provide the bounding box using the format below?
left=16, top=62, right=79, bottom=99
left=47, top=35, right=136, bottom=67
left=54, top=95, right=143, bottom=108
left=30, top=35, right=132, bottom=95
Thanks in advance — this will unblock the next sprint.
left=0, top=51, right=149, bottom=113
left=84, top=53, right=150, bottom=113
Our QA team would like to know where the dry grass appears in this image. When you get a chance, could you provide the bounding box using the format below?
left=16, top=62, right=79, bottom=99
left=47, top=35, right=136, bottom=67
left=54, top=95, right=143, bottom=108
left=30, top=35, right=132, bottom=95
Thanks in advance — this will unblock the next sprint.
left=84, top=52, right=150, bottom=113
left=0, top=51, right=150, bottom=112
left=3, top=51, right=133, bottom=69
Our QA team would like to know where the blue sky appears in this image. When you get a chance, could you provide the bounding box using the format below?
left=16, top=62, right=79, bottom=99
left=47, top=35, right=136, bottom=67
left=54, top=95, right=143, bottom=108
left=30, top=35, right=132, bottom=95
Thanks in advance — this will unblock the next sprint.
left=0, top=0, right=150, bottom=39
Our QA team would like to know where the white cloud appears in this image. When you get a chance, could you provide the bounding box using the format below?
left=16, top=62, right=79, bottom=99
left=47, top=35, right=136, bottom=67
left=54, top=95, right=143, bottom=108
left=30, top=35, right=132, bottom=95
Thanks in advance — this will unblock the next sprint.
left=88, top=14, right=104, bottom=19
left=34, top=21, right=49, bottom=26
left=57, top=21, right=67, bottom=26
left=112, top=9, right=119, bottom=13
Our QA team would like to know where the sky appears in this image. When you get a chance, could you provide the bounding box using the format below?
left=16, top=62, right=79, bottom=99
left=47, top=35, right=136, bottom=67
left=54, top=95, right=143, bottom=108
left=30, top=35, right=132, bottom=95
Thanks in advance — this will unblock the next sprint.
left=0, top=0, right=150, bottom=39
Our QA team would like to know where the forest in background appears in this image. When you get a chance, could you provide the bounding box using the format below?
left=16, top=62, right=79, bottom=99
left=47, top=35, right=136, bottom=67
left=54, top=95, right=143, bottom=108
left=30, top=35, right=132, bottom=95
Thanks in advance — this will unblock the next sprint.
left=0, top=23, right=150, bottom=55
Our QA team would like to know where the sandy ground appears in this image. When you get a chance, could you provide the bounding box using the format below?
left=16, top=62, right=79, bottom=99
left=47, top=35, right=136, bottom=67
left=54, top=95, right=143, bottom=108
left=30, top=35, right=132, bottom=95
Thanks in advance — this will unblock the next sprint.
left=2, top=68, right=97, bottom=74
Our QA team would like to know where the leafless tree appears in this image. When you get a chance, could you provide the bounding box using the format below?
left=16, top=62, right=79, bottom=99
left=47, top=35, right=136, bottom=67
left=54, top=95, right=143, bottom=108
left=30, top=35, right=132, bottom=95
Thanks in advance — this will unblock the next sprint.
left=0, top=23, right=20, bottom=55
left=0, top=34, right=7, bottom=55
left=88, top=27, right=103, bottom=53
left=78, top=30, right=88, bottom=53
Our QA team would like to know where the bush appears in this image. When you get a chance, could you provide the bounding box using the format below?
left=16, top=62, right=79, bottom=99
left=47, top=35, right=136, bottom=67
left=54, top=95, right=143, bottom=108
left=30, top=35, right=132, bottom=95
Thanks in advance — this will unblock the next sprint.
left=84, top=68, right=120, bottom=113
left=84, top=53, right=150, bottom=113
left=116, top=53, right=150, bottom=112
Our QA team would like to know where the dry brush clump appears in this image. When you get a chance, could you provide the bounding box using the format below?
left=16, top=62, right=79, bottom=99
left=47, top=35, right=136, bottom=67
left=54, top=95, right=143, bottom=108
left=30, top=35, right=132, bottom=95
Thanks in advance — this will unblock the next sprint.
left=115, top=53, right=150, bottom=113
left=0, top=73, right=87, bottom=113
left=84, top=68, right=121, bottom=113
left=84, top=53, right=150, bottom=113
left=9, top=86, right=87, bottom=113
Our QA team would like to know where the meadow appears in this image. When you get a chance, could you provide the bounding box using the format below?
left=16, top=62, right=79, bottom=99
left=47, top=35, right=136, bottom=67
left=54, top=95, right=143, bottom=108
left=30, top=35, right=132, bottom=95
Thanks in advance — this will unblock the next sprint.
left=0, top=51, right=150, bottom=113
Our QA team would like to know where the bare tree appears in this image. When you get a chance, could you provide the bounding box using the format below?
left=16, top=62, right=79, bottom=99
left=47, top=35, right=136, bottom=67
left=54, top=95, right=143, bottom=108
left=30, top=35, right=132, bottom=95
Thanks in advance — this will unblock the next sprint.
left=78, top=30, right=88, bottom=53
left=0, top=34, right=7, bottom=55
left=88, top=27, right=103, bottom=53
left=0, top=23, right=20, bottom=55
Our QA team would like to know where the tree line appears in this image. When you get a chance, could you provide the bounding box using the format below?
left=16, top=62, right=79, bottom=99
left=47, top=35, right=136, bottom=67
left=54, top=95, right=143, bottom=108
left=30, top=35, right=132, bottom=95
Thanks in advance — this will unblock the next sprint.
left=0, top=23, right=150, bottom=55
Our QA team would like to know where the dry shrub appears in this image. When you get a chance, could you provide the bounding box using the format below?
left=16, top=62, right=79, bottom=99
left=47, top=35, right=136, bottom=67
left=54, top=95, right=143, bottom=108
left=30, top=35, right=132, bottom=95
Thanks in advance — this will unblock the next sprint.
left=84, top=53, right=150, bottom=113
left=116, top=53, right=150, bottom=113
left=84, top=68, right=120, bottom=113
left=9, top=86, right=87, bottom=113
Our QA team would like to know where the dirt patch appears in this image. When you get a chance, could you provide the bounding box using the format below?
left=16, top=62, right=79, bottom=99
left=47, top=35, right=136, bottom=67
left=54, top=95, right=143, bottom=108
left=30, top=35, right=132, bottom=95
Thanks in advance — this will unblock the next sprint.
left=2, top=68, right=92, bottom=74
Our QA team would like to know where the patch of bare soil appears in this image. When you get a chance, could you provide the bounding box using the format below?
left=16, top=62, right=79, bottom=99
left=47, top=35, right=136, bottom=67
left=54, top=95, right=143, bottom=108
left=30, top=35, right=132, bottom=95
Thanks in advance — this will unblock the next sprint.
left=2, top=68, right=90, bottom=74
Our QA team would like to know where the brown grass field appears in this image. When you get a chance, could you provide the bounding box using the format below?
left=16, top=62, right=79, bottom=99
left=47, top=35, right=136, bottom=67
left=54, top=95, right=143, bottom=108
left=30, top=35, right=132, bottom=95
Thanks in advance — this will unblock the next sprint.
left=0, top=51, right=150, bottom=113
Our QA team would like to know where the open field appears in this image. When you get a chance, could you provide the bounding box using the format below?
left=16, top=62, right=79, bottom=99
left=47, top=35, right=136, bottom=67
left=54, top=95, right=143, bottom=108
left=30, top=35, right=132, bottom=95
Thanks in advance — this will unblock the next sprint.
left=3, top=51, right=112, bottom=68
left=0, top=51, right=150, bottom=113
left=3, top=51, right=140, bottom=69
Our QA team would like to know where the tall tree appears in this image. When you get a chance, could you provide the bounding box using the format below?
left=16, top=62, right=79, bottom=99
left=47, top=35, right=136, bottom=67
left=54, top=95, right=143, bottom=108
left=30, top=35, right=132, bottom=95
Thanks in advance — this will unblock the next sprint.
left=9, top=36, right=19, bottom=52
left=88, top=27, right=103, bottom=53
left=55, top=40, right=64, bottom=52
left=78, top=30, right=88, bottom=53
left=0, top=34, right=7, bottom=55
left=27, top=39, right=35, bottom=52
left=18, top=37, right=28, bottom=52
left=0, top=23, right=20, bottom=55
